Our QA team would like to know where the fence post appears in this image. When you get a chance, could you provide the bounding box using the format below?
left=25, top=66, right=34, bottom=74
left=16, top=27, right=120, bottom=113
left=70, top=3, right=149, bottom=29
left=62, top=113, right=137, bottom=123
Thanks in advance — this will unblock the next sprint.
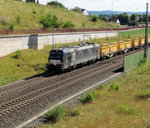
left=137, top=52, right=139, bottom=63
left=131, top=55, right=132, bottom=72
left=124, top=57, right=125, bottom=71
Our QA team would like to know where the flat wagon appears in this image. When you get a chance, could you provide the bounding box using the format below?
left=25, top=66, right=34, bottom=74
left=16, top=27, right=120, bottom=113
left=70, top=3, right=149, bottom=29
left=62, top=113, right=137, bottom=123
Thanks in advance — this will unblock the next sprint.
left=100, top=44, right=110, bottom=59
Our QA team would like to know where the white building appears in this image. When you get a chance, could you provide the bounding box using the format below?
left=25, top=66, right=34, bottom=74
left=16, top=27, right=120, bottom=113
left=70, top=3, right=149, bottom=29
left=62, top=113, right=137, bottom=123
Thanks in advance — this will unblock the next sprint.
left=82, top=9, right=89, bottom=16
left=116, top=19, right=120, bottom=26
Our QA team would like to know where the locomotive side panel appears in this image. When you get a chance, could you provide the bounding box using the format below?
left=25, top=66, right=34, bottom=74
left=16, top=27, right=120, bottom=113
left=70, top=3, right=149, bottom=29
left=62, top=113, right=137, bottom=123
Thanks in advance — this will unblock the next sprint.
left=63, top=44, right=100, bottom=67
left=63, top=53, right=71, bottom=69
left=74, top=46, right=99, bottom=65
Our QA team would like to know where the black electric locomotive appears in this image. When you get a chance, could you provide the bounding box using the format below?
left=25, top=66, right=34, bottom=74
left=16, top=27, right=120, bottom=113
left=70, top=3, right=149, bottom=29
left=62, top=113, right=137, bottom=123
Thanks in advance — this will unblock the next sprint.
left=47, top=43, right=100, bottom=71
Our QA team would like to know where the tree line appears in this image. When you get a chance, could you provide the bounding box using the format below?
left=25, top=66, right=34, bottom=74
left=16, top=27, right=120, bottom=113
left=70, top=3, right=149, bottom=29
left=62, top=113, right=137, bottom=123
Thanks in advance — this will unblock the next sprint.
left=99, top=13, right=149, bottom=26
left=25, top=0, right=65, bottom=8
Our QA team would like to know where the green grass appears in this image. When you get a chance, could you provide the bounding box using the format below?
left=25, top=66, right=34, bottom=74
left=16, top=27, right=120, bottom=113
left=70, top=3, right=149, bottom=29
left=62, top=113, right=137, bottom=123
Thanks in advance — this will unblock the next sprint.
left=37, top=62, right=150, bottom=128
left=69, top=108, right=80, bottom=117
left=0, top=47, right=50, bottom=86
left=119, top=29, right=150, bottom=39
left=109, top=83, right=120, bottom=91
left=66, top=107, right=80, bottom=117
left=0, top=0, right=117, bottom=29
left=79, top=92, right=95, bottom=104
left=46, top=105, right=66, bottom=123
left=115, top=104, right=138, bottom=115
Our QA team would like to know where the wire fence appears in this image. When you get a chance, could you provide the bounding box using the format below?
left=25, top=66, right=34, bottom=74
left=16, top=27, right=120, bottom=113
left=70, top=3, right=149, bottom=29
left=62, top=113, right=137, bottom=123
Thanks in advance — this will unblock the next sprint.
left=124, top=48, right=150, bottom=72
left=147, top=48, right=150, bottom=62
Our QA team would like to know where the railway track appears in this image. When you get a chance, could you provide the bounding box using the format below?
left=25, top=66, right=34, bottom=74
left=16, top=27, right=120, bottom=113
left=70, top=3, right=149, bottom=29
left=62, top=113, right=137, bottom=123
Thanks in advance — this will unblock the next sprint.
left=0, top=57, right=123, bottom=117
left=0, top=48, right=145, bottom=128
left=0, top=59, right=113, bottom=96
left=0, top=56, right=124, bottom=104
left=0, top=47, right=143, bottom=98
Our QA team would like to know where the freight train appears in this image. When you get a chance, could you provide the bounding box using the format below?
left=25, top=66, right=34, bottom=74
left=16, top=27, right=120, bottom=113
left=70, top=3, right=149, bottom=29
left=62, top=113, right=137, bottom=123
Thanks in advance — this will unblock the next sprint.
left=47, top=37, right=149, bottom=71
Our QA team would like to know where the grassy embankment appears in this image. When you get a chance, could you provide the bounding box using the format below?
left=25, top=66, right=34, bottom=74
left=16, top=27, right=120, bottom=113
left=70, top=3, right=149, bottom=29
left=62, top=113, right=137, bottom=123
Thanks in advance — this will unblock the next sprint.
left=0, top=29, right=149, bottom=86
left=37, top=62, right=150, bottom=128
left=0, top=0, right=116, bottom=29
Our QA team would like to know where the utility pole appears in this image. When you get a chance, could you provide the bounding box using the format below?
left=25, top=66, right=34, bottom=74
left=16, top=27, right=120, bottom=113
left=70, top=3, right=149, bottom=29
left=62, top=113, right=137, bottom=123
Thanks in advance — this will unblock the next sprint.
left=52, top=28, right=57, bottom=49
left=112, top=2, right=113, bottom=16
left=144, top=3, right=149, bottom=59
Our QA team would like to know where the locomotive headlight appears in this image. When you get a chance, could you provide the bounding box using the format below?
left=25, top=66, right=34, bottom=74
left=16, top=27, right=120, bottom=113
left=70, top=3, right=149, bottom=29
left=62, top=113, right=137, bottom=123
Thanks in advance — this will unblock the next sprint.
left=49, top=60, right=52, bottom=64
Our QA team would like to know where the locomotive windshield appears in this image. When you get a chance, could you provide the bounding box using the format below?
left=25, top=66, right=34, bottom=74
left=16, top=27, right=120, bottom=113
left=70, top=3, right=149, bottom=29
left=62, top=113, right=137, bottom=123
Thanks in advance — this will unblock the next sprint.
left=49, top=51, right=63, bottom=60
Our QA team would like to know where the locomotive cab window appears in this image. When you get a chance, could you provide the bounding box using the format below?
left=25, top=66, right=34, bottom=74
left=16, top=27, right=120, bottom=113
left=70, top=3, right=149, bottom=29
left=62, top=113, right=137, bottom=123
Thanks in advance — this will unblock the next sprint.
left=49, top=51, right=63, bottom=60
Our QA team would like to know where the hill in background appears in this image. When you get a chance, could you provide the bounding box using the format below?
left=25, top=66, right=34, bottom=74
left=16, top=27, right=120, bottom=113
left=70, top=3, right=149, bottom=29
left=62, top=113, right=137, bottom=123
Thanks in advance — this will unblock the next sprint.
left=88, top=10, right=148, bottom=16
left=0, top=0, right=117, bottom=30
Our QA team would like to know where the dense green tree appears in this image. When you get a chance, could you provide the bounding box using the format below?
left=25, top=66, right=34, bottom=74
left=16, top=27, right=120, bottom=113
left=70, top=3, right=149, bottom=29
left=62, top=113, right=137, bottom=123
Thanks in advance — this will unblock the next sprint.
left=26, top=0, right=35, bottom=3
left=142, top=14, right=147, bottom=22
left=138, top=15, right=143, bottom=22
left=130, top=14, right=138, bottom=21
left=40, top=14, right=62, bottom=29
left=91, top=15, right=99, bottom=22
left=100, top=16, right=109, bottom=22
left=63, top=21, right=75, bottom=28
left=111, top=15, right=118, bottom=21
left=47, top=1, right=65, bottom=9
left=129, top=20, right=139, bottom=26
left=129, top=14, right=139, bottom=26
left=72, top=7, right=82, bottom=13
left=117, top=13, right=130, bottom=25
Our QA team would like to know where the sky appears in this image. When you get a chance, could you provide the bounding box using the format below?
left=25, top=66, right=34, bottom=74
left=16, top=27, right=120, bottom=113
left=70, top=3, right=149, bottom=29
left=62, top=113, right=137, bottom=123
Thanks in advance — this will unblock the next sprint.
left=37, top=0, right=149, bottom=12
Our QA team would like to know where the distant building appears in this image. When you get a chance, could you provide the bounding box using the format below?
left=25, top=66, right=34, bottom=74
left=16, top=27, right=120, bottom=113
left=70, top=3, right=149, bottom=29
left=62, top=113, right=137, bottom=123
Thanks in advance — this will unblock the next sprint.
left=81, top=9, right=89, bottom=16
left=136, top=16, right=139, bottom=21
left=116, top=19, right=120, bottom=26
